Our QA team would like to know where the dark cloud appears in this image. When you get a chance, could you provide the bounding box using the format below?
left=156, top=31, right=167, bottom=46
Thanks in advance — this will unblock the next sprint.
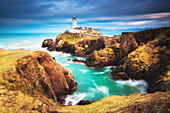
left=0, top=0, right=170, bottom=33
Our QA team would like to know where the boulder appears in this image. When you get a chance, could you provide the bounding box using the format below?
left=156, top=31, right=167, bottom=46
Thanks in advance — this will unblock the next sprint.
left=42, top=39, right=54, bottom=47
left=16, top=51, right=77, bottom=102
left=77, top=100, right=96, bottom=105
left=67, top=58, right=85, bottom=63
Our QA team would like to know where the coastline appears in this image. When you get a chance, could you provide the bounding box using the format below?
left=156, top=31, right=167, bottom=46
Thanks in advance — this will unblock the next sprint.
left=0, top=27, right=169, bottom=112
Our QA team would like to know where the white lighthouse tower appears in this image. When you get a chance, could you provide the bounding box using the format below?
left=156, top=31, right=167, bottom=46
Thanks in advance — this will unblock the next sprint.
left=72, top=16, right=77, bottom=28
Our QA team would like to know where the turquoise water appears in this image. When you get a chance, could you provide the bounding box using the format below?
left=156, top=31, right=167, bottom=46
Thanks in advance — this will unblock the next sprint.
left=0, top=33, right=148, bottom=105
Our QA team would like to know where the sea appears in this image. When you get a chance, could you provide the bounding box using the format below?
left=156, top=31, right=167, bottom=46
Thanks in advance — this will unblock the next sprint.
left=0, top=33, right=148, bottom=105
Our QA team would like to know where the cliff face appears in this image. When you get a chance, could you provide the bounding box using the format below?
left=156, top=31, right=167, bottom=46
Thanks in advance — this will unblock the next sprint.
left=0, top=50, right=77, bottom=105
left=76, top=38, right=105, bottom=55
left=42, top=32, right=105, bottom=56
left=85, top=34, right=138, bottom=67
left=16, top=51, right=77, bottom=102
left=134, top=27, right=170, bottom=44
left=111, top=28, right=170, bottom=93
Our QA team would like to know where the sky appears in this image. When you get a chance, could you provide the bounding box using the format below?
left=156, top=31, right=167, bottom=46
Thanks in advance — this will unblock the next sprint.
left=0, top=0, right=170, bottom=35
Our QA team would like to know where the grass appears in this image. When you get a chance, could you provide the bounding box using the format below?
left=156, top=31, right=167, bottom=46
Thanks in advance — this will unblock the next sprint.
left=0, top=49, right=61, bottom=112
left=56, top=32, right=82, bottom=44
left=0, top=85, right=39, bottom=113
left=56, top=32, right=101, bottom=44
left=0, top=49, right=35, bottom=88
left=64, top=37, right=82, bottom=43
left=0, top=49, right=40, bottom=112
left=51, top=91, right=169, bottom=113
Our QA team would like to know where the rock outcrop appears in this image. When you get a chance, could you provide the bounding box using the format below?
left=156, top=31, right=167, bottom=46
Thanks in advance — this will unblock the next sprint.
left=15, top=51, right=77, bottom=102
left=76, top=38, right=105, bottom=55
left=111, top=27, right=170, bottom=93
left=77, top=100, right=96, bottom=105
left=42, top=32, right=105, bottom=57
left=67, top=58, right=85, bottom=63
left=85, top=34, right=138, bottom=67
left=42, top=39, right=54, bottom=48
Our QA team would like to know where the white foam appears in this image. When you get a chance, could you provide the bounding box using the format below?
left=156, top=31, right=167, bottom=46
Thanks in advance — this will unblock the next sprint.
left=116, top=79, right=148, bottom=86
left=61, top=64, right=70, bottom=67
left=64, top=92, right=87, bottom=105
left=61, top=53, right=71, bottom=57
left=49, top=51, right=71, bottom=57
left=91, top=80, right=110, bottom=96
left=67, top=61, right=74, bottom=64
left=115, top=79, right=148, bottom=94
left=93, top=69, right=110, bottom=74
left=48, top=51, right=63, bottom=56
left=79, top=69, right=88, bottom=73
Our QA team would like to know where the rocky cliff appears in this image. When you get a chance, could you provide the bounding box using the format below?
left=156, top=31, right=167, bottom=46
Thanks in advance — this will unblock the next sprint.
left=111, top=28, right=170, bottom=93
left=0, top=49, right=77, bottom=112
left=42, top=32, right=105, bottom=57
left=42, top=28, right=170, bottom=93
left=1, top=27, right=170, bottom=112
left=85, top=34, right=138, bottom=67
left=16, top=51, right=77, bottom=101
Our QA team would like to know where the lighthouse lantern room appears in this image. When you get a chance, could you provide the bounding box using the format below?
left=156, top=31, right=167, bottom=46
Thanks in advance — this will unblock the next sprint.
left=72, top=16, right=77, bottom=28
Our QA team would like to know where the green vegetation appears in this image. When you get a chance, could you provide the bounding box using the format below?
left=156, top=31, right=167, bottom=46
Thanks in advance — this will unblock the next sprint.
left=0, top=49, right=59, bottom=112
left=0, top=49, right=34, bottom=89
left=127, top=35, right=167, bottom=73
left=56, top=32, right=82, bottom=44
left=104, top=48, right=114, bottom=57
left=51, top=91, right=169, bottom=113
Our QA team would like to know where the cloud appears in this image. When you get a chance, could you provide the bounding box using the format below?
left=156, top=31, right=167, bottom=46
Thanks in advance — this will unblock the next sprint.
left=0, top=0, right=170, bottom=33
left=79, top=12, right=170, bottom=22
left=108, top=21, right=154, bottom=26
left=15, top=40, right=32, bottom=46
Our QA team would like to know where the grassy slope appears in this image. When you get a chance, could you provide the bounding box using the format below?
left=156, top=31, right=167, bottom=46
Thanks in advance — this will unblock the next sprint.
left=56, top=32, right=100, bottom=44
left=53, top=91, right=169, bottom=113
left=0, top=49, right=35, bottom=87
left=0, top=49, right=58, bottom=113
left=0, top=49, right=39, bottom=112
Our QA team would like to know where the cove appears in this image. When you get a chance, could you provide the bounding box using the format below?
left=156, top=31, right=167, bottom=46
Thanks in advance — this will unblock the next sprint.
left=48, top=51, right=148, bottom=105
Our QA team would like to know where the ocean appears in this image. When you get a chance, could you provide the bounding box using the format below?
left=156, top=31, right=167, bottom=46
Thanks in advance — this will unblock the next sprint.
left=0, top=33, right=148, bottom=105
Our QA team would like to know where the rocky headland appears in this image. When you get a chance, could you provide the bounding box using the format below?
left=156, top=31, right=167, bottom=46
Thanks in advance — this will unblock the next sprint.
left=42, top=27, right=170, bottom=93
left=41, top=27, right=170, bottom=112
left=0, top=27, right=169, bottom=112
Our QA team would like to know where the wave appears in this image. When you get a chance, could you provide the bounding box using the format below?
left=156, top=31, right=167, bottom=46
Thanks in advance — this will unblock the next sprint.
left=62, top=53, right=71, bottom=57
left=61, top=64, right=70, bottom=67
left=93, top=69, right=111, bottom=74
left=49, top=51, right=71, bottom=58
left=79, top=69, right=88, bottom=73
left=64, top=92, right=87, bottom=105
left=115, top=79, right=148, bottom=94
left=91, top=80, right=110, bottom=96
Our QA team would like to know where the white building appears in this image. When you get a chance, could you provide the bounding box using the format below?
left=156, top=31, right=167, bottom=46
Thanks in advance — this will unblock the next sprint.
left=69, top=16, right=100, bottom=34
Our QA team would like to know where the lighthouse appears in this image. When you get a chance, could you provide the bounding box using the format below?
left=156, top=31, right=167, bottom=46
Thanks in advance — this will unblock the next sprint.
left=72, top=16, right=77, bottom=28
left=69, top=16, right=100, bottom=34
